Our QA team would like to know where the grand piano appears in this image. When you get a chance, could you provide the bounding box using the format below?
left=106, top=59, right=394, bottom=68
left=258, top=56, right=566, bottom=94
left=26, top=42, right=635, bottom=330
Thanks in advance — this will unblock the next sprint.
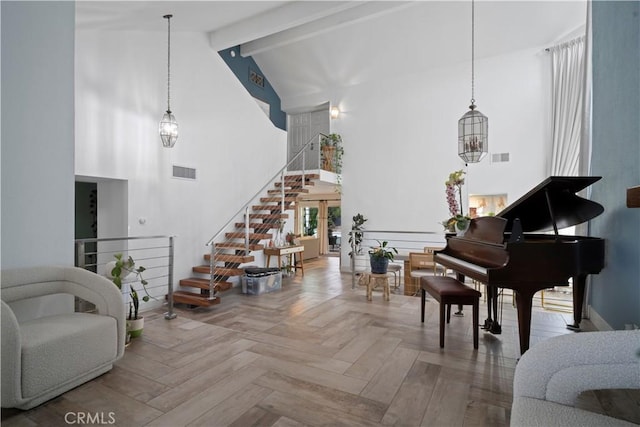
left=434, top=176, right=605, bottom=354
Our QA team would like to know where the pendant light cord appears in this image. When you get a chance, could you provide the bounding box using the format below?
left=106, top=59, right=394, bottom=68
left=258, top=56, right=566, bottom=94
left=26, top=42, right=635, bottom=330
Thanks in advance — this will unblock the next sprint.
left=164, top=14, right=172, bottom=113
left=471, top=0, right=475, bottom=106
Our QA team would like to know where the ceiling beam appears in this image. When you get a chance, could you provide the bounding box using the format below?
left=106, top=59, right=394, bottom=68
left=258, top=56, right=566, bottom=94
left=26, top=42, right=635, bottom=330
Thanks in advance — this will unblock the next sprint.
left=208, top=1, right=362, bottom=51
left=240, top=1, right=415, bottom=57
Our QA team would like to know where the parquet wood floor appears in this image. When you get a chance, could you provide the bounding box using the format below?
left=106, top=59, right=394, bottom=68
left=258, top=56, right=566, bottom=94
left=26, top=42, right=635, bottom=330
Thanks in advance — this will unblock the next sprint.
left=3, top=257, right=638, bottom=426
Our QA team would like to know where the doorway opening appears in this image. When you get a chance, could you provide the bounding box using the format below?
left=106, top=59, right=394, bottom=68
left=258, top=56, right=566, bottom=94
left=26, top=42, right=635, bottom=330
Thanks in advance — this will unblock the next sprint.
left=296, top=199, right=341, bottom=257
left=74, top=177, right=128, bottom=270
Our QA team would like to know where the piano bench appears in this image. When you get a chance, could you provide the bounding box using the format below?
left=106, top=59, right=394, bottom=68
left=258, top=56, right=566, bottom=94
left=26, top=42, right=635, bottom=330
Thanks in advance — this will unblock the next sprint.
left=420, top=276, right=481, bottom=349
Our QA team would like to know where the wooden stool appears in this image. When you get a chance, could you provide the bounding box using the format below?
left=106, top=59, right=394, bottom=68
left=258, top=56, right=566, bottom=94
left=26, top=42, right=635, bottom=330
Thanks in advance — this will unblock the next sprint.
left=367, top=273, right=390, bottom=301
left=420, top=276, right=481, bottom=349
left=387, top=264, right=402, bottom=288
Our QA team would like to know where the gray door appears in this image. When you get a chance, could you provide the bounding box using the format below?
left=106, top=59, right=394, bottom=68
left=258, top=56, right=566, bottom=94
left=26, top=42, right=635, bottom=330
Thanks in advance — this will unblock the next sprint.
left=287, top=109, right=329, bottom=171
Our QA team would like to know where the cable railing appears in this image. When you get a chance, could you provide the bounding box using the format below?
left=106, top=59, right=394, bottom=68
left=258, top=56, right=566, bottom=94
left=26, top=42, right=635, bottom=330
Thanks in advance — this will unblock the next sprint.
left=348, top=228, right=446, bottom=289
left=75, top=235, right=177, bottom=320
left=203, top=133, right=329, bottom=301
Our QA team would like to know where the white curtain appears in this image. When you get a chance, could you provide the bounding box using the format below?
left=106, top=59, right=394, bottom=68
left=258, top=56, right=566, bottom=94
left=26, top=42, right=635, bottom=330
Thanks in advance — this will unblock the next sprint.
left=549, top=36, right=587, bottom=176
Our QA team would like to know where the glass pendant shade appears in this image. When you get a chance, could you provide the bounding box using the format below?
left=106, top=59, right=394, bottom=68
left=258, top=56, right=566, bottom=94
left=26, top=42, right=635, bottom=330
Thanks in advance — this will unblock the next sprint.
left=160, top=14, right=177, bottom=148
left=458, top=104, right=488, bottom=163
left=457, top=0, right=487, bottom=163
left=159, top=110, right=178, bottom=148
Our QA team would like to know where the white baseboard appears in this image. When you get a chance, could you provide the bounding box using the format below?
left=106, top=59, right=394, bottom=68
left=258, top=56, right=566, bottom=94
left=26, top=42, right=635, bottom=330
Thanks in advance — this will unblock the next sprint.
left=586, top=305, right=613, bottom=331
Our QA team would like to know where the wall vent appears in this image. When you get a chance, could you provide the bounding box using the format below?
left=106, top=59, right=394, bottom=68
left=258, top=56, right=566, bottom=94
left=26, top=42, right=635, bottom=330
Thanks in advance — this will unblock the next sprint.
left=172, top=165, right=196, bottom=180
left=491, top=152, right=510, bottom=163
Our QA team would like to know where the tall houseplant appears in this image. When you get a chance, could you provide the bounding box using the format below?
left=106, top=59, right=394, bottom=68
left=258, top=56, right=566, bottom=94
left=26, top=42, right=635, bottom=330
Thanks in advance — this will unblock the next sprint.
left=348, top=213, right=367, bottom=258
left=108, top=253, right=152, bottom=338
left=368, top=240, right=397, bottom=274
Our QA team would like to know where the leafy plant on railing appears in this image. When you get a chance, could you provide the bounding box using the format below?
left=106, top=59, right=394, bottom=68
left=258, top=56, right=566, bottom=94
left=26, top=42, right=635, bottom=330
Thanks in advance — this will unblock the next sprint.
left=320, top=133, right=344, bottom=174
left=348, top=213, right=367, bottom=257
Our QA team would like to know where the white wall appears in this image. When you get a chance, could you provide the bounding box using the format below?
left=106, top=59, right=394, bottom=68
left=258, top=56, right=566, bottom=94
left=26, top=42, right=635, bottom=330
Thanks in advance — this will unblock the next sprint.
left=75, top=29, right=287, bottom=303
left=1, top=1, right=76, bottom=268
left=312, top=47, right=554, bottom=266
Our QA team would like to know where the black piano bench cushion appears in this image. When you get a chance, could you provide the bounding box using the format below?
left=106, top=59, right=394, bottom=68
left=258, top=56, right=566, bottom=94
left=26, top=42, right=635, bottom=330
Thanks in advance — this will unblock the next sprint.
left=420, top=276, right=481, bottom=349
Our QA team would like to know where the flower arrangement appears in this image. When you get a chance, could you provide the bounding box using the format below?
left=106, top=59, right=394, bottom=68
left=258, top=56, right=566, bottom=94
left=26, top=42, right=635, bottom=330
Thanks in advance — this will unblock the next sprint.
left=285, top=232, right=298, bottom=245
left=442, top=170, right=471, bottom=232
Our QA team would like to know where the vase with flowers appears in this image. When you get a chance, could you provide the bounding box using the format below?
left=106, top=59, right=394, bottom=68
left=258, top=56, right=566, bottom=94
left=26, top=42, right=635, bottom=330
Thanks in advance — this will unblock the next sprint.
left=285, top=232, right=298, bottom=246
left=441, top=170, right=471, bottom=235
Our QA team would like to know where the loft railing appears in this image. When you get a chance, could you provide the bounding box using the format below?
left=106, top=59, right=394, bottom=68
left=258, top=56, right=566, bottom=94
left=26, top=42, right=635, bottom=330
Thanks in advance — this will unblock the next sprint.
left=348, top=228, right=445, bottom=289
left=203, top=132, right=329, bottom=301
left=75, top=235, right=177, bottom=320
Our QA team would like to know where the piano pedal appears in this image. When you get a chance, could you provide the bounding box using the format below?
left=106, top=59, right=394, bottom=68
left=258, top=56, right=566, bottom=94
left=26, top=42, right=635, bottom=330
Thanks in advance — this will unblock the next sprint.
left=566, top=323, right=582, bottom=332
left=453, top=310, right=464, bottom=317
left=482, top=319, right=493, bottom=330
left=490, top=323, right=502, bottom=335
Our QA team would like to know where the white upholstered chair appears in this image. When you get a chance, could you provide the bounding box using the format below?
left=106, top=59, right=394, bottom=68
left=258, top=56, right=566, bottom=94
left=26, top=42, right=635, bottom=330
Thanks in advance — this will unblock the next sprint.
left=511, top=330, right=640, bottom=426
left=1, top=266, right=125, bottom=410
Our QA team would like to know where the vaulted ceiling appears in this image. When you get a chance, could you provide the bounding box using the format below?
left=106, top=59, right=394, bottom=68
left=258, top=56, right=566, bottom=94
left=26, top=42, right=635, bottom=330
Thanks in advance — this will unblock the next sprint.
left=76, top=1, right=586, bottom=111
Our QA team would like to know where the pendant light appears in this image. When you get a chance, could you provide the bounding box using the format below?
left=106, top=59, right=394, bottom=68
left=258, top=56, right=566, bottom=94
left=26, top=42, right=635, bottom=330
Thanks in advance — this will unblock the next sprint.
left=159, top=14, right=178, bottom=148
left=458, top=0, right=487, bottom=163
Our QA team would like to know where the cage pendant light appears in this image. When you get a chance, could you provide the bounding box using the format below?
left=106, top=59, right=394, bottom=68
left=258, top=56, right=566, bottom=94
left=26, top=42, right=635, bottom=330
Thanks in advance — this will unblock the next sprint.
left=458, top=0, right=487, bottom=163
left=159, top=14, right=178, bottom=148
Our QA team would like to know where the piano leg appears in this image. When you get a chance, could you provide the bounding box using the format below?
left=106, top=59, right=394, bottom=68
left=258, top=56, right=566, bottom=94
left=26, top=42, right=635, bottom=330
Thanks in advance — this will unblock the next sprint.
left=567, top=274, right=587, bottom=331
left=483, top=284, right=494, bottom=330
left=490, top=284, right=502, bottom=334
left=482, top=284, right=501, bottom=334
left=513, top=289, right=537, bottom=355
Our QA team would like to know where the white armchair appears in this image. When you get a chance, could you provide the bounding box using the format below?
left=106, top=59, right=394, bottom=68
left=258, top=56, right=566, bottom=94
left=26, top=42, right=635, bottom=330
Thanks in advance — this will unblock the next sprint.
left=1, top=266, right=125, bottom=410
left=511, top=330, right=640, bottom=426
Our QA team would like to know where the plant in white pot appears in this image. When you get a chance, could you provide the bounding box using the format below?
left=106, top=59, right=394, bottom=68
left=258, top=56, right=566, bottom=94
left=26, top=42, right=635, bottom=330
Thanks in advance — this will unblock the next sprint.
left=106, top=253, right=153, bottom=339
left=368, top=240, right=398, bottom=274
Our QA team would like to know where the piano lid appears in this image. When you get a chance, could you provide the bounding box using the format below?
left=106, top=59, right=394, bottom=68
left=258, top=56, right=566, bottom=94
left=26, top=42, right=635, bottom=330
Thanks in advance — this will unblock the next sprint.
left=497, top=176, right=604, bottom=233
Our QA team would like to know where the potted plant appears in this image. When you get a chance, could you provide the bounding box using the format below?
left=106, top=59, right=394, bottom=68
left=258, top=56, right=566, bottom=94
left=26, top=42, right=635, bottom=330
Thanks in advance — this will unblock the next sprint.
left=442, top=170, right=471, bottom=235
left=442, top=214, right=472, bottom=235
left=348, top=213, right=367, bottom=258
left=368, top=240, right=398, bottom=274
left=320, top=133, right=344, bottom=173
left=107, top=253, right=152, bottom=338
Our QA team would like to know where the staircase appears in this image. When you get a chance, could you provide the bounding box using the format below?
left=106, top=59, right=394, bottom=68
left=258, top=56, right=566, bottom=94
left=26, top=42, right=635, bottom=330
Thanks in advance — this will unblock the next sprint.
left=172, top=174, right=317, bottom=307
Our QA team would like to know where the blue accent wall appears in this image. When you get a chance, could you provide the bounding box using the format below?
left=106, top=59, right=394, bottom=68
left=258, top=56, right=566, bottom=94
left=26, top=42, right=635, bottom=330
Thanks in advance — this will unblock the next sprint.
left=590, top=1, right=640, bottom=329
left=219, top=46, right=286, bottom=131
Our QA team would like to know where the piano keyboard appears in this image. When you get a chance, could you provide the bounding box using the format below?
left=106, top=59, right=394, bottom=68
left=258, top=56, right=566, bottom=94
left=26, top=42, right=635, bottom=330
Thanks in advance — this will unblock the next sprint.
left=436, top=253, right=488, bottom=276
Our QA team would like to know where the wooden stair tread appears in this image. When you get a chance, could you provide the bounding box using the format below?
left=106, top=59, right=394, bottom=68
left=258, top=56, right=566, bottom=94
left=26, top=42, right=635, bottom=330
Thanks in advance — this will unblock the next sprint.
left=275, top=182, right=314, bottom=187
left=234, top=222, right=280, bottom=230
left=252, top=205, right=292, bottom=212
left=267, top=188, right=309, bottom=195
left=205, top=253, right=254, bottom=263
left=173, top=290, right=221, bottom=307
left=179, top=278, right=233, bottom=291
left=193, top=265, right=245, bottom=276
left=260, top=196, right=298, bottom=203
left=225, top=232, right=271, bottom=240
left=215, top=242, right=264, bottom=251
left=248, top=213, right=288, bottom=220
